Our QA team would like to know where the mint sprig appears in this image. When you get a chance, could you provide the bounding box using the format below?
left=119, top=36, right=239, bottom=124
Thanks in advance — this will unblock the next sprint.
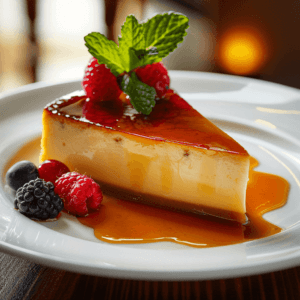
left=84, top=12, right=189, bottom=114
left=143, top=13, right=189, bottom=61
left=118, top=15, right=144, bottom=71
left=121, top=73, right=156, bottom=115
left=84, top=32, right=124, bottom=76
left=84, top=12, right=189, bottom=75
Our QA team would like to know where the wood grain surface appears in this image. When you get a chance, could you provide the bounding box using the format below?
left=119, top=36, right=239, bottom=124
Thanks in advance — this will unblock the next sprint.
left=1, top=251, right=299, bottom=300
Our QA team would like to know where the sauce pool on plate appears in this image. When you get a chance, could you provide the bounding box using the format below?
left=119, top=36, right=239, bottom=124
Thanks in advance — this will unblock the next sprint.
left=4, top=137, right=289, bottom=248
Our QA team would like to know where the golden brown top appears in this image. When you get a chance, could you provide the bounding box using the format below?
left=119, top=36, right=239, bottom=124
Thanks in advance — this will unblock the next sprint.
left=45, top=91, right=249, bottom=155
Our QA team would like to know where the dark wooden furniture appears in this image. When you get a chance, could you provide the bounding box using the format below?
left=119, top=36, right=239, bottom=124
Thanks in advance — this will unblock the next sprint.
left=1, top=251, right=299, bottom=299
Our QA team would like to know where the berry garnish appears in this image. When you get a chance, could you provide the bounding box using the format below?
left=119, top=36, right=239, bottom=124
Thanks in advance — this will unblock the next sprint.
left=83, top=13, right=189, bottom=115
left=82, top=57, right=122, bottom=102
left=55, top=172, right=103, bottom=216
left=166, top=89, right=192, bottom=110
left=38, top=159, right=70, bottom=184
left=6, top=160, right=39, bottom=191
left=82, top=98, right=124, bottom=126
left=135, top=62, right=170, bottom=98
left=14, top=178, right=64, bottom=220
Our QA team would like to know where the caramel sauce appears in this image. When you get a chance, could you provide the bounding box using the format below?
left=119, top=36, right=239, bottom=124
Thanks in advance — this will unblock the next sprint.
left=78, top=157, right=289, bottom=247
left=2, top=137, right=41, bottom=179
left=4, top=138, right=289, bottom=248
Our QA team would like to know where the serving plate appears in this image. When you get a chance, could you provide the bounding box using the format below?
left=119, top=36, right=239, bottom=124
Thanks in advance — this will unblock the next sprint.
left=1, top=71, right=300, bottom=280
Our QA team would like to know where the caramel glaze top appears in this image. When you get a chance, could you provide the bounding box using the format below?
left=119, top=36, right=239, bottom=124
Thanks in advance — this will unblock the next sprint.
left=45, top=91, right=249, bottom=155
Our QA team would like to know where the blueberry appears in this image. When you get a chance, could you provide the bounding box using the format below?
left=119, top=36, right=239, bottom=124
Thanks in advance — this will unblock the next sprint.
left=6, top=160, right=39, bottom=191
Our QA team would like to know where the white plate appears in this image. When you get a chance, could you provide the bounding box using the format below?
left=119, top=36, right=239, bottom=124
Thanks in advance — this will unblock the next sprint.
left=1, top=71, right=300, bottom=281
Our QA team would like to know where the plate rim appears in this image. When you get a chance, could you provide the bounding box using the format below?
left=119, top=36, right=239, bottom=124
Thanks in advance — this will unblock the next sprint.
left=1, top=70, right=300, bottom=100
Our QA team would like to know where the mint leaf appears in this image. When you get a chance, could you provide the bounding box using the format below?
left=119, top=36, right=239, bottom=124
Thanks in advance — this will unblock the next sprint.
left=128, top=47, right=140, bottom=71
left=134, top=48, right=158, bottom=59
left=142, top=12, right=189, bottom=61
left=119, top=15, right=145, bottom=71
left=121, top=73, right=156, bottom=115
left=84, top=32, right=125, bottom=76
left=84, top=13, right=189, bottom=75
left=133, top=48, right=161, bottom=66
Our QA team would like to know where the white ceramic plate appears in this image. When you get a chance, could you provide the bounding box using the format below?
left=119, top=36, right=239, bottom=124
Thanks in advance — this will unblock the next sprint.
left=1, top=71, right=300, bottom=281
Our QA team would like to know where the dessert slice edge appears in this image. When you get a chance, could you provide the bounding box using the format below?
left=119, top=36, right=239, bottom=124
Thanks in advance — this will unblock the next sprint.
left=39, top=93, right=250, bottom=223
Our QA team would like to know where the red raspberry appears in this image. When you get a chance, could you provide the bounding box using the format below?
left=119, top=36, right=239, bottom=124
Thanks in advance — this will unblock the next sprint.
left=166, top=89, right=192, bottom=110
left=54, top=172, right=103, bottom=216
left=82, top=97, right=124, bottom=126
left=82, top=57, right=122, bottom=102
left=135, top=62, right=170, bottom=98
left=38, top=160, right=70, bottom=184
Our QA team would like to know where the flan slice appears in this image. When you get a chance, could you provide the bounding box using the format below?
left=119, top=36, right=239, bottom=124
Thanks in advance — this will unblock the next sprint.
left=40, top=91, right=250, bottom=223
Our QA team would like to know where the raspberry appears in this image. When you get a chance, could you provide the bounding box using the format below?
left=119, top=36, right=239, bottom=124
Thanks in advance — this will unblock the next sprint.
left=135, top=62, right=170, bottom=98
left=82, top=57, right=122, bottom=102
left=54, top=172, right=103, bottom=216
left=82, top=98, right=124, bottom=126
left=166, top=89, right=192, bottom=110
left=38, top=160, right=70, bottom=184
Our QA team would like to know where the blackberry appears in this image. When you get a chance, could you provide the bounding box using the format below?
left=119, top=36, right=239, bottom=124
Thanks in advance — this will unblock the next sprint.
left=14, top=178, right=64, bottom=220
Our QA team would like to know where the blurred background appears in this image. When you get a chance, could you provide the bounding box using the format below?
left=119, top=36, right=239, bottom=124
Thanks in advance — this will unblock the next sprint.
left=0, top=0, right=300, bottom=93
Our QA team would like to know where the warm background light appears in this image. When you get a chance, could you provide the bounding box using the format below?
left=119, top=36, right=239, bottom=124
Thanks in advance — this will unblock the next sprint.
left=218, top=28, right=267, bottom=75
left=0, top=0, right=215, bottom=92
left=1, top=0, right=300, bottom=91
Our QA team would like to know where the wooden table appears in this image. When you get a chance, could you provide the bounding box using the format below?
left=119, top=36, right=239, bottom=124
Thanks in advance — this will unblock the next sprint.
left=0, top=251, right=299, bottom=299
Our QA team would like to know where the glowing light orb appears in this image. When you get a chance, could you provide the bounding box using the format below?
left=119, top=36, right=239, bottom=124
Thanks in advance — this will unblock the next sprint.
left=219, top=28, right=266, bottom=75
